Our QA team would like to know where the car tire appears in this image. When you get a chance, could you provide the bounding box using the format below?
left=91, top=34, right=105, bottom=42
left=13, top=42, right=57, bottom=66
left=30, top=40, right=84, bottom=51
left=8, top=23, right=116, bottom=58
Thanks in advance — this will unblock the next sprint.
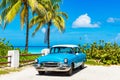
left=38, top=71, right=45, bottom=75
left=80, top=62, right=84, bottom=69
left=67, top=64, right=73, bottom=76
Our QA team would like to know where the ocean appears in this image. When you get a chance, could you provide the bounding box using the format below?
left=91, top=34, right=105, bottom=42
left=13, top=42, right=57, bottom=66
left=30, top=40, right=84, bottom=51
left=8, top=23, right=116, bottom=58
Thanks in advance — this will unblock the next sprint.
left=14, top=46, right=47, bottom=54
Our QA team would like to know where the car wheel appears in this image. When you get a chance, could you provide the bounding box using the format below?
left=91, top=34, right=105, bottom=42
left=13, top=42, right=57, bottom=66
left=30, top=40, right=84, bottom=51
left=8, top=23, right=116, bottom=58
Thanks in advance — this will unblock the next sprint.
left=38, top=71, right=45, bottom=75
left=80, top=62, right=84, bottom=69
left=67, top=64, right=73, bottom=76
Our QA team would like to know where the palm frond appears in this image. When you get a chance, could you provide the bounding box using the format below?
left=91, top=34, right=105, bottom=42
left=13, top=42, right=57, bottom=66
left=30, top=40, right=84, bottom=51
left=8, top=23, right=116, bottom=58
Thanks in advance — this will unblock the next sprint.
left=0, top=0, right=18, bottom=10
left=28, top=0, right=45, bottom=12
left=36, top=3, right=46, bottom=16
left=34, top=8, right=45, bottom=17
left=28, top=0, right=36, bottom=12
left=51, top=0, right=61, bottom=5
left=0, top=0, right=19, bottom=21
left=53, top=15, right=65, bottom=32
left=0, top=15, right=1, bottom=20
left=57, top=12, right=68, bottom=19
left=28, top=0, right=46, bottom=17
left=57, top=16, right=65, bottom=30
left=6, top=0, right=18, bottom=4
left=29, top=15, right=47, bottom=29
left=52, top=18, right=61, bottom=31
left=46, top=11, right=52, bottom=22
left=20, top=5, right=27, bottom=29
left=29, top=16, right=40, bottom=28
left=32, top=22, right=43, bottom=36
left=5, top=0, right=21, bottom=23
left=44, top=0, right=52, bottom=10
left=53, top=3, right=60, bottom=10
left=38, top=0, right=52, bottom=11
left=0, top=0, right=6, bottom=9
left=39, top=0, right=51, bottom=10
left=1, top=5, right=13, bottom=20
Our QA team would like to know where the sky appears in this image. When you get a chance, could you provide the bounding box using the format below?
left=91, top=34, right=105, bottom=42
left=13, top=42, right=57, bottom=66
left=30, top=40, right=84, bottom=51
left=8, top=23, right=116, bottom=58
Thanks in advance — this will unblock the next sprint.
left=0, top=0, right=120, bottom=46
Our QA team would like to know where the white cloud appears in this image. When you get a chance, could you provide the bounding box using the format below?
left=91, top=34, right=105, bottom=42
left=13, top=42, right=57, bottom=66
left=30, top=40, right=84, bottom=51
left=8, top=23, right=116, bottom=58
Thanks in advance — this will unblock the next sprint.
left=107, top=17, right=115, bottom=23
left=107, top=17, right=120, bottom=23
left=72, top=13, right=99, bottom=28
left=41, top=28, right=46, bottom=33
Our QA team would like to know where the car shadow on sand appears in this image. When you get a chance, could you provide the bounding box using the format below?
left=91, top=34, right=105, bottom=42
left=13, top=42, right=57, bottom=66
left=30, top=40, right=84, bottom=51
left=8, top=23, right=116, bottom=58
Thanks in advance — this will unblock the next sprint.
left=36, top=65, right=87, bottom=77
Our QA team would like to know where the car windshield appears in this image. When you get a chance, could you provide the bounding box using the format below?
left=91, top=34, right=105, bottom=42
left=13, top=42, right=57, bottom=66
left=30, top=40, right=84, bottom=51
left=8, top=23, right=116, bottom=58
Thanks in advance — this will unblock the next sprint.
left=50, top=47, right=77, bottom=54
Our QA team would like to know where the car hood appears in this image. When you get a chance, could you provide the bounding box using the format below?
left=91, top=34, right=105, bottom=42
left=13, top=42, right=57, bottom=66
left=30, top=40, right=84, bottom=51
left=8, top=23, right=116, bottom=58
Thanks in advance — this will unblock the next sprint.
left=37, top=53, right=75, bottom=63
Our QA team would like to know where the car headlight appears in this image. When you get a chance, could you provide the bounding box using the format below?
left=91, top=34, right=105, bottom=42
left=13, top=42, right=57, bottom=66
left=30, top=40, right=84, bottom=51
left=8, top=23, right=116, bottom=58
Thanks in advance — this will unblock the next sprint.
left=64, top=58, right=68, bottom=64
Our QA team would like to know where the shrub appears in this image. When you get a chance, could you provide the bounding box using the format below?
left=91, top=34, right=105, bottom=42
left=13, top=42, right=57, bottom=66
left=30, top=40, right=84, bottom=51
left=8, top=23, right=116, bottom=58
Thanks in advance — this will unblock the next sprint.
left=79, top=41, right=120, bottom=65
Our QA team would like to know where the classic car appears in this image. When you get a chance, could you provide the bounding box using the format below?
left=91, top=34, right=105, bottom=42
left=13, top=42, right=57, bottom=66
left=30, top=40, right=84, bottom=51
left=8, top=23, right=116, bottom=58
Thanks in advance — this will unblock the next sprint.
left=34, top=45, right=86, bottom=76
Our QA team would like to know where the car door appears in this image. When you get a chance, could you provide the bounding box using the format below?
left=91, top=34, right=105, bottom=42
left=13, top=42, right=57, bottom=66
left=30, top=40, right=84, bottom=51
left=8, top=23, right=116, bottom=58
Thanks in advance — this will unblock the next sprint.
left=75, top=47, right=83, bottom=68
left=72, top=47, right=82, bottom=68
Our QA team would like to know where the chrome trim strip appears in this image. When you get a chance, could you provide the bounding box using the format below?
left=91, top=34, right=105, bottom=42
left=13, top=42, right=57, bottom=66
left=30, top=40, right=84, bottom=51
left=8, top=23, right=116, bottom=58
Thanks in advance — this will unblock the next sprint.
left=36, top=67, right=71, bottom=72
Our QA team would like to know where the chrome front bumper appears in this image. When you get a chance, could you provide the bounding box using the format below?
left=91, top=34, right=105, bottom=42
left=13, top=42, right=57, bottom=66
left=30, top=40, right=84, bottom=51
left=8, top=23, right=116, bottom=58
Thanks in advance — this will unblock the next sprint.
left=34, top=64, right=71, bottom=72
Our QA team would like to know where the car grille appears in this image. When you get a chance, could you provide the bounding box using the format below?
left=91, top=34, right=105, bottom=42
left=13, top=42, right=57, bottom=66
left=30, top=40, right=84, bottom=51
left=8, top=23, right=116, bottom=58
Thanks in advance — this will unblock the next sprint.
left=42, top=62, right=59, bottom=67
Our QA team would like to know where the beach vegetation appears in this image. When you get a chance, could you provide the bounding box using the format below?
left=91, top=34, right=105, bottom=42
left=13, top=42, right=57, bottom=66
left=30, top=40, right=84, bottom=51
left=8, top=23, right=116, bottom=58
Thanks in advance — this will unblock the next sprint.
left=79, top=40, right=120, bottom=65
left=0, top=38, right=14, bottom=56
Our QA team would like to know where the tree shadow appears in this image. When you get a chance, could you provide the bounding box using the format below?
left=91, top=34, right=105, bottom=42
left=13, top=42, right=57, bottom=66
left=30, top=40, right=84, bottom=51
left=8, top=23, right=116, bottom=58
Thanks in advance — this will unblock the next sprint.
left=36, top=65, right=87, bottom=77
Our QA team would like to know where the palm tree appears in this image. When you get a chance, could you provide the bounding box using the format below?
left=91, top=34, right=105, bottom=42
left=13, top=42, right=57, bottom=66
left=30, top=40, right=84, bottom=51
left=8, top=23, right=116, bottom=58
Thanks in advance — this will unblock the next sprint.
left=29, top=0, right=68, bottom=48
left=0, top=0, right=46, bottom=51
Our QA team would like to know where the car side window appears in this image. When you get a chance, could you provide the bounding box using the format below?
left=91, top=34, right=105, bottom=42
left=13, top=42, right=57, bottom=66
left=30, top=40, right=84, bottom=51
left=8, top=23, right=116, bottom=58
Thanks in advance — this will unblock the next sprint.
left=50, top=47, right=59, bottom=53
left=50, top=48, right=54, bottom=53
left=72, top=47, right=78, bottom=54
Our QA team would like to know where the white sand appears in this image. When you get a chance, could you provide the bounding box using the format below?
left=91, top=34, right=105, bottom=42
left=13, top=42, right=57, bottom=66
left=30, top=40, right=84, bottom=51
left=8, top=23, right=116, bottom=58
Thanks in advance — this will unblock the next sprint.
left=0, top=65, right=120, bottom=80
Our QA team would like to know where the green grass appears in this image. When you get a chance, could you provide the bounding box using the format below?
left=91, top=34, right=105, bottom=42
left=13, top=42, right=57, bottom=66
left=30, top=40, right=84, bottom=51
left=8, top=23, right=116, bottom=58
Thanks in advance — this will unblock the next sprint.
left=0, top=70, right=9, bottom=74
left=85, top=59, right=104, bottom=65
left=0, top=68, right=21, bottom=75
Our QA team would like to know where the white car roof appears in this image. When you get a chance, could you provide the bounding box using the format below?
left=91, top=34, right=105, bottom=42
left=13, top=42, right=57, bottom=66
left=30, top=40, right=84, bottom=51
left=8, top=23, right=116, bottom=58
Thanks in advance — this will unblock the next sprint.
left=52, top=44, right=78, bottom=48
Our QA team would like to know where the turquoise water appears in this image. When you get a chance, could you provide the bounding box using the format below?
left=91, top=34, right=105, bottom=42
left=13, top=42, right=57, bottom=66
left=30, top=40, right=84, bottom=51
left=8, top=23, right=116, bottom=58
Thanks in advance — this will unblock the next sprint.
left=14, top=46, right=47, bottom=54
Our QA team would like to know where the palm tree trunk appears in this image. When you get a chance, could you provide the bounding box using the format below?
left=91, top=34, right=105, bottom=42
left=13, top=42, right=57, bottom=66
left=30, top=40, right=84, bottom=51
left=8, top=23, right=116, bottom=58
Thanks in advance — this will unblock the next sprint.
left=25, top=1, right=29, bottom=51
left=47, top=21, right=52, bottom=48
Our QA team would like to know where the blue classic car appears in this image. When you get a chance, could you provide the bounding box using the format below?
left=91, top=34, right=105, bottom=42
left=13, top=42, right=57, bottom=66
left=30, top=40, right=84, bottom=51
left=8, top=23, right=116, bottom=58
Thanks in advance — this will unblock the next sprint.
left=35, top=45, right=86, bottom=76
